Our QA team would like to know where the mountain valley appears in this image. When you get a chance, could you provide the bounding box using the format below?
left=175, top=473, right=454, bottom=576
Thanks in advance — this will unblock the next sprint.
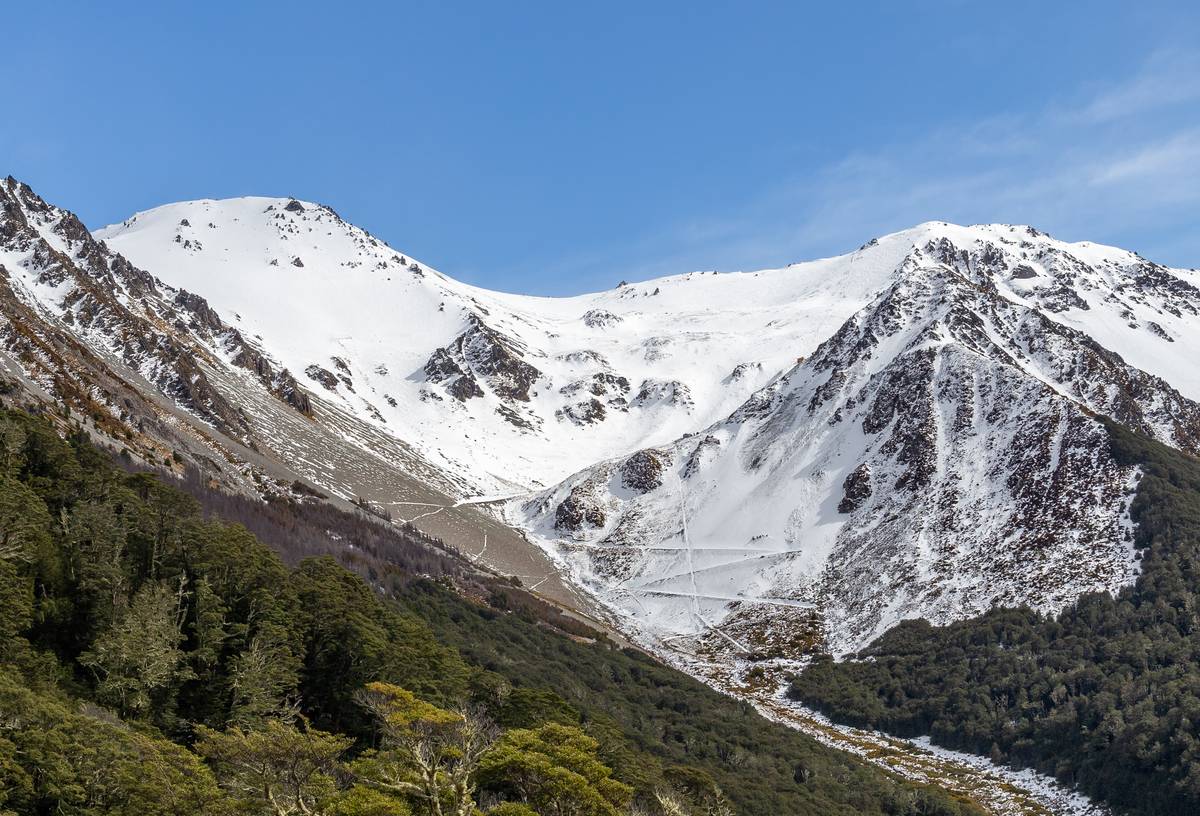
left=4, top=175, right=1200, bottom=814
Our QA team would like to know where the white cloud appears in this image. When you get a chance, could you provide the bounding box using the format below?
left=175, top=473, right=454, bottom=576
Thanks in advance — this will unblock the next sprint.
left=1074, top=50, right=1200, bottom=124
left=631, top=48, right=1200, bottom=276
left=1089, top=129, right=1200, bottom=186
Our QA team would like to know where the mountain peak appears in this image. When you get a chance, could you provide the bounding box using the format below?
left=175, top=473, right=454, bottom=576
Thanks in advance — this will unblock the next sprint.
left=514, top=225, right=1200, bottom=652
left=6, top=175, right=1200, bottom=667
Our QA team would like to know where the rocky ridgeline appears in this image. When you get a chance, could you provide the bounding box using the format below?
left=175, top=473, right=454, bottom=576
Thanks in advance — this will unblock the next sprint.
left=0, top=176, right=333, bottom=493
left=6, top=176, right=1199, bottom=666
left=423, top=314, right=542, bottom=420
left=1, top=178, right=248, bottom=435
left=517, top=238, right=1200, bottom=654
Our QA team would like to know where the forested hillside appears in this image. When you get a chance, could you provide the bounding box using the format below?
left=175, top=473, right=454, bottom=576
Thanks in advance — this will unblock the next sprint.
left=0, top=403, right=982, bottom=816
left=790, top=419, right=1200, bottom=816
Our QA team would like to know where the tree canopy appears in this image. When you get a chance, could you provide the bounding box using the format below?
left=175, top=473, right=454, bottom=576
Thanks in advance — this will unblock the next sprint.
left=0, top=404, right=984, bottom=816
left=790, top=419, right=1200, bottom=815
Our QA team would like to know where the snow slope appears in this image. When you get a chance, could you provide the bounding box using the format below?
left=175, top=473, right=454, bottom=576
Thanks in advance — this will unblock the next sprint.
left=98, top=200, right=1200, bottom=652
left=99, top=198, right=934, bottom=495
left=100, top=204, right=1200, bottom=498
left=510, top=233, right=1200, bottom=653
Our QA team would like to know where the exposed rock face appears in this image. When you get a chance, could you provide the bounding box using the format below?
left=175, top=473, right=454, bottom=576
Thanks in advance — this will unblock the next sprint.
left=518, top=241, right=1200, bottom=654
left=632, top=379, right=692, bottom=409
left=0, top=177, right=250, bottom=438
left=683, top=435, right=721, bottom=478
left=557, top=372, right=630, bottom=424
left=554, top=486, right=607, bottom=532
left=323, top=357, right=354, bottom=391
left=446, top=372, right=485, bottom=401
left=174, top=290, right=223, bottom=335
left=1146, top=321, right=1174, bottom=342
left=496, top=403, right=537, bottom=430
left=728, top=362, right=762, bottom=381
left=305, top=364, right=339, bottom=392
left=271, top=369, right=312, bottom=415
left=837, top=463, right=872, bottom=513
left=558, top=398, right=606, bottom=425
left=423, top=348, right=483, bottom=401
left=621, top=449, right=668, bottom=493
left=458, top=316, right=540, bottom=401
left=559, top=371, right=631, bottom=399
left=223, top=331, right=313, bottom=415
left=423, top=315, right=541, bottom=403
left=582, top=309, right=623, bottom=328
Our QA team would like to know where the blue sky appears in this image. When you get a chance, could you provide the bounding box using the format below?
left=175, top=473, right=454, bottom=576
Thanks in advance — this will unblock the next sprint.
left=4, top=2, right=1200, bottom=294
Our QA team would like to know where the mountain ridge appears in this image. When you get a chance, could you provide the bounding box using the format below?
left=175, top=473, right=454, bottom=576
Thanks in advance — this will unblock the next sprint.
left=7, top=174, right=1200, bottom=657
left=513, top=253, right=1200, bottom=653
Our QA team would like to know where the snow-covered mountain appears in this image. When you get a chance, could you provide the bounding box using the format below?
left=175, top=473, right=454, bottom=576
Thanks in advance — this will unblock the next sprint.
left=96, top=197, right=941, bottom=495
left=514, top=243, right=1200, bottom=653
left=7, top=174, right=1200, bottom=655
left=0, top=177, right=584, bottom=611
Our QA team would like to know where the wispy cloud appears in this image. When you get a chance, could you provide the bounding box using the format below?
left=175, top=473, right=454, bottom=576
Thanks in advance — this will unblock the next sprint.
left=1089, top=129, right=1200, bottom=187
left=1074, top=50, right=1200, bottom=124
left=606, top=48, right=1200, bottom=283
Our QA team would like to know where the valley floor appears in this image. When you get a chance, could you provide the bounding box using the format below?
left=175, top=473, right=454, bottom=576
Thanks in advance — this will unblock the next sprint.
left=658, top=648, right=1109, bottom=816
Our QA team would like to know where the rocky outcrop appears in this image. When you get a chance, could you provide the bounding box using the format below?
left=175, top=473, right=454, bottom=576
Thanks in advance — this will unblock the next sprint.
left=683, top=435, right=721, bottom=478
left=558, top=398, right=606, bottom=425
left=272, top=369, right=312, bottom=415
left=728, top=362, right=763, bottom=381
left=838, top=463, right=872, bottom=513
left=557, top=373, right=629, bottom=423
left=305, top=364, right=339, bottom=392
left=423, top=315, right=541, bottom=402
left=423, top=348, right=483, bottom=401
left=225, top=332, right=312, bottom=415
left=620, top=449, right=668, bottom=492
left=560, top=372, right=631, bottom=399
left=632, top=379, right=692, bottom=409
left=174, top=290, right=223, bottom=335
left=554, top=485, right=607, bottom=532
left=582, top=309, right=622, bottom=328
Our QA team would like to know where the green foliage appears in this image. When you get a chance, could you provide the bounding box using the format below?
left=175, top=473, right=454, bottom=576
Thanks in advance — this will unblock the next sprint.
left=0, top=669, right=227, bottom=816
left=0, top=405, right=986, bottom=815
left=0, top=558, right=32, bottom=656
left=399, top=581, right=984, bottom=816
left=326, top=784, right=413, bottom=816
left=290, top=557, right=469, bottom=734
left=352, top=681, right=494, bottom=816
left=790, top=419, right=1200, bottom=815
left=479, top=723, right=633, bottom=816
left=79, top=578, right=190, bottom=719
left=483, top=804, right=539, bottom=816
left=495, top=686, right=582, bottom=729
left=195, top=719, right=351, bottom=815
